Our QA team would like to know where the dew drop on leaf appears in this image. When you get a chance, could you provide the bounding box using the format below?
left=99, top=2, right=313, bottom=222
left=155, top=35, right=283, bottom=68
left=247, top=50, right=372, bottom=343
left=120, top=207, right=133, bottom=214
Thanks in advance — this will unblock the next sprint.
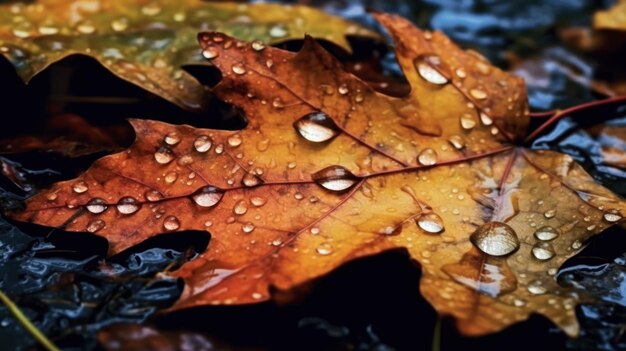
left=234, top=200, right=248, bottom=215
left=72, top=181, right=88, bottom=193
left=242, top=222, right=255, bottom=233
left=194, top=135, right=213, bottom=153
left=603, top=209, right=622, bottom=222
left=417, top=148, right=438, bottom=166
left=242, top=172, right=263, bottom=187
left=227, top=134, right=242, bottom=147
left=163, top=216, right=180, bottom=231
left=470, top=221, right=520, bottom=256
left=145, top=190, right=163, bottom=202
left=85, top=198, right=108, bottom=214
left=268, top=24, right=288, bottom=38
left=192, top=186, right=224, bottom=208
left=479, top=112, right=493, bottom=126
left=414, top=56, right=448, bottom=85
left=251, top=40, right=265, bottom=51
left=534, top=226, right=559, bottom=241
left=250, top=196, right=266, bottom=207
left=116, top=196, right=140, bottom=215
left=544, top=209, right=556, bottom=218
left=448, top=135, right=465, bottom=150
left=416, top=212, right=444, bottom=234
left=527, top=280, right=547, bottom=295
left=154, top=146, right=174, bottom=164
left=470, top=88, right=487, bottom=100
left=202, top=48, right=218, bottom=60
left=164, top=132, right=181, bottom=146
left=460, top=113, right=476, bottom=129
left=316, top=243, right=333, bottom=255
left=531, top=242, right=555, bottom=261
left=232, top=63, right=247, bottom=75
left=293, top=112, right=340, bottom=143
left=312, top=165, right=360, bottom=192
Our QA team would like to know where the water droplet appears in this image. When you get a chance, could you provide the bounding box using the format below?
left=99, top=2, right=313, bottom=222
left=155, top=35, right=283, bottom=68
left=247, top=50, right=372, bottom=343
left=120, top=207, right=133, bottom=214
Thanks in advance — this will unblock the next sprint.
left=164, top=172, right=178, bottom=184
left=192, top=186, right=224, bottom=208
left=513, top=298, right=526, bottom=307
left=479, top=112, right=493, bottom=125
left=338, top=84, right=349, bottom=95
left=164, top=132, right=180, bottom=146
left=76, top=21, right=96, bottom=34
left=455, top=67, right=467, bottom=78
left=470, top=221, right=520, bottom=256
left=154, top=146, right=174, bottom=164
left=38, top=24, right=59, bottom=35
left=527, top=280, right=547, bottom=295
left=111, top=17, right=129, bottom=32
left=272, top=97, right=284, bottom=109
left=73, top=181, right=89, bottom=193
left=316, top=243, right=333, bottom=255
left=141, top=3, right=162, bottom=16
left=242, top=222, right=255, bottom=233
left=163, top=216, right=180, bottom=231
left=251, top=196, right=266, bottom=207
left=293, top=112, right=340, bottom=143
left=227, top=134, right=242, bottom=147
left=312, top=165, right=360, bottom=192
left=234, top=200, right=248, bottom=215
left=85, top=198, right=108, bottom=214
left=12, top=22, right=32, bottom=38
left=448, top=135, right=465, bottom=150
left=116, top=197, right=140, bottom=215
left=232, top=63, right=247, bottom=75
left=251, top=40, right=265, bottom=51
left=544, top=209, right=556, bottom=218
left=460, top=113, right=476, bottom=129
left=416, top=212, right=444, bottom=234
left=193, top=135, right=213, bottom=152
left=242, top=172, right=263, bottom=187
left=531, top=242, right=555, bottom=261
left=534, top=226, right=559, bottom=241
left=571, top=240, right=582, bottom=250
left=271, top=238, right=283, bottom=246
left=202, top=48, right=218, bottom=60
left=417, top=148, right=438, bottom=166
left=145, top=190, right=163, bottom=202
left=46, top=193, right=58, bottom=201
left=603, top=209, right=622, bottom=222
left=415, top=56, right=448, bottom=85
left=268, top=24, right=288, bottom=38
left=87, top=219, right=105, bottom=233
left=470, top=88, right=487, bottom=100
left=378, top=225, right=402, bottom=235
left=310, top=227, right=320, bottom=235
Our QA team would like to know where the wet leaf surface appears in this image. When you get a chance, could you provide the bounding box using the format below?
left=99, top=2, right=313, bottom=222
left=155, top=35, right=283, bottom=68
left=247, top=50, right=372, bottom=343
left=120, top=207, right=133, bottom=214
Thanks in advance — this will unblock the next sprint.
left=11, top=12, right=626, bottom=338
left=0, top=0, right=378, bottom=111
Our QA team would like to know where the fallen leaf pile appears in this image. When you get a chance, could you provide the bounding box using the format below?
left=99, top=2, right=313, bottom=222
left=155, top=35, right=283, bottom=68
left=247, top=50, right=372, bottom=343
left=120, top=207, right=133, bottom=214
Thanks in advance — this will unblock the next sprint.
left=9, top=10, right=626, bottom=338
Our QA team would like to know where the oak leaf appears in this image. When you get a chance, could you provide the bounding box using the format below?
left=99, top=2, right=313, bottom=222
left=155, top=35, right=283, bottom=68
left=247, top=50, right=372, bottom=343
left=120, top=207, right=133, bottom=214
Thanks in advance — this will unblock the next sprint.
left=11, top=13, right=626, bottom=336
left=0, top=0, right=376, bottom=111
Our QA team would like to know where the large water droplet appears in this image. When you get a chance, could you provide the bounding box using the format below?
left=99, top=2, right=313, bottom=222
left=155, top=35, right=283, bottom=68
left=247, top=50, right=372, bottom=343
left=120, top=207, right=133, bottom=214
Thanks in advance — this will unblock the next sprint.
left=470, top=221, right=520, bottom=256
left=293, top=112, right=340, bottom=143
left=531, top=242, right=555, bottom=261
left=154, top=146, right=174, bottom=164
left=116, top=196, right=140, bottom=215
left=192, top=186, right=224, bottom=208
left=603, top=209, right=623, bottom=222
left=416, top=212, right=444, bottom=234
left=312, top=166, right=360, bottom=192
left=163, top=216, right=180, bottom=231
left=534, top=226, right=559, bottom=241
left=72, top=181, right=89, bottom=193
left=85, top=198, right=108, bottom=214
left=414, top=56, right=448, bottom=85
left=417, top=148, right=438, bottom=166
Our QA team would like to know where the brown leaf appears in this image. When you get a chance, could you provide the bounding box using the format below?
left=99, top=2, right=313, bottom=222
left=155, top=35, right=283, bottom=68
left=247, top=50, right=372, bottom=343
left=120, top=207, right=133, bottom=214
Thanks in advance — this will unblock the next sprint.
left=11, top=13, right=626, bottom=337
left=0, top=0, right=378, bottom=111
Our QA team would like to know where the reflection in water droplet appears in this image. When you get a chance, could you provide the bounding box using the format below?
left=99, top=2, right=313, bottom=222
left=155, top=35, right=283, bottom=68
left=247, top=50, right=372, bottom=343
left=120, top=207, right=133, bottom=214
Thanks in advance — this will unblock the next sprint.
left=194, top=135, right=213, bottom=152
left=154, top=146, right=174, bottom=164
left=603, top=210, right=622, bottom=222
left=232, top=63, right=247, bottom=75
left=534, top=226, right=559, bottom=241
left=86, top=198, right=107, bottom=214
left=531, top=242, right=555, bottom=261
left=316, top=243, right=333, bottom=255
left=234, top=200, right=248, bottom=215
left=414, top=56, right=448, bottom=85
left=192, top=186, right=224, bottom=208
left=163, top=216, right=180, bottom=231
left=312, top=165, right=360, bottom=192
left=417, top=148, right=438, bottom=166
left=470, top=221, right=519, bottom=256
left=293, top=112, right=340, bottom=143
left=527, top=280, right=547, bottom=295
left=87, top=219, right=105, bottom=233
left=116, top=197, right=140, bottom=215
left=416, top=212, right=444, bottom=234
left=73, top=181, right=89, bottom=193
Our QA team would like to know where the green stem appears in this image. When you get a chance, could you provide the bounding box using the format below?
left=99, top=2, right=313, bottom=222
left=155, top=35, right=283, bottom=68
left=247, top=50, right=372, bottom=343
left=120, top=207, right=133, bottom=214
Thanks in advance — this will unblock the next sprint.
left=432, top=315, right=441, bottom=351
left=0, top=290, right=60, bottom=351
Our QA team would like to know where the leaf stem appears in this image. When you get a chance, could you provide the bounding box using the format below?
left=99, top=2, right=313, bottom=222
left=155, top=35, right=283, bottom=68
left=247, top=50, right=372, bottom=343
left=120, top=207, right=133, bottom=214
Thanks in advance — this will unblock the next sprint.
left=0, top=290, right=60, bottom=351
left=432, top=315, right=441, bottom=351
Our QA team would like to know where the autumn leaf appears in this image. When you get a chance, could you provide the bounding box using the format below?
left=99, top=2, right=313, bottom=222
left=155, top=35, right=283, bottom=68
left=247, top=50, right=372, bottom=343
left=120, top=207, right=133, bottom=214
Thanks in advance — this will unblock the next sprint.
left=11, top=12, right=626, bottom=337
left=0, top=0, right=377, bottom=112
left=594, top=0, right=626, bottom=31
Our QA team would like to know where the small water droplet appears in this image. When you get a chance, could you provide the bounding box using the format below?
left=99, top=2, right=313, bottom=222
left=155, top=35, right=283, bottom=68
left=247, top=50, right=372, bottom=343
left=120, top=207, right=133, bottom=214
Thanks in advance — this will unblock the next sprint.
left=338, top=84, right=349, bottom=95
left=145, top=190, right=163, bottom=202
left=293, top=112, right=340, bottom=143
left=479, top=113, right=493, bottom=125
left=163, top=216, right=180, bottom=231
left=232, top=63, right=247, bottom=75
left=379, top=225, right=402, bottom=235
left=534, top=226, right=559, bottom=241
left=527, top=280, right=547, bottom=295
left=242, top=222, right=255, bottom=233
left=310, top=227, right=320, bottom=235
left=251, top=40, right=265, bottom=51
left=544, top=209, right=556, bottom=218
left=154, top=146, right=174, bottom=164
left=193, top=135, right=213, bottom=152
left=164, top=172, right=178, bottom=184
left=532, top=242, right=555, bottom=261
left=603, top=210, right=622, bottom=222
left=513, top=298, right=526, bottom=307
left=228, top=134, right=242, bottom=147
left=448, top=135, right=465, bottom=150
left=251, top=196, right=266, bottom=207
left=192, top=186, right=224, bottom=208
left=111, top=17, right=129, bottom=32
left=116, top=197, right=140, bottom=214
left=460, top=113, right=476, bottom=129
left=268, top=24, right=288, bottom=38
left=46, top=193, right=58, bottom=201
left=202, top=48, right=218, bottom=60
left=85, top=198, right=108, bottom=214
left=272, top=97, right=284, bottom=109
left=271, top=238, right=282, bottom=246
left=455, top=67, right=467, bottom=78
left=470, top=221, right=520, bottom=256
left=76, top=21, right=96, bottom=34
left=415, top=56, right=448, bottom=85
left=417, top=148, right=438, bottom=166
left=312, top=165, right=360, bottom=192
left=141, top=3, right=161, bottom=16
left=242, top=172, right=263, bottom=187
left=234, top=200, right=248, bottom=215
left=87, top=219, right=105, bottom=233
left=73, top=181, right=89, bottom=193
left=470, top=88, right=487, bottom=100
left=416, top=212, right=444, bottom=234
left=316, top=243, right=333, bottom=255
left=164, top=132, right=181, bottom=146
left=571, top=240, right=582, bottom=250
